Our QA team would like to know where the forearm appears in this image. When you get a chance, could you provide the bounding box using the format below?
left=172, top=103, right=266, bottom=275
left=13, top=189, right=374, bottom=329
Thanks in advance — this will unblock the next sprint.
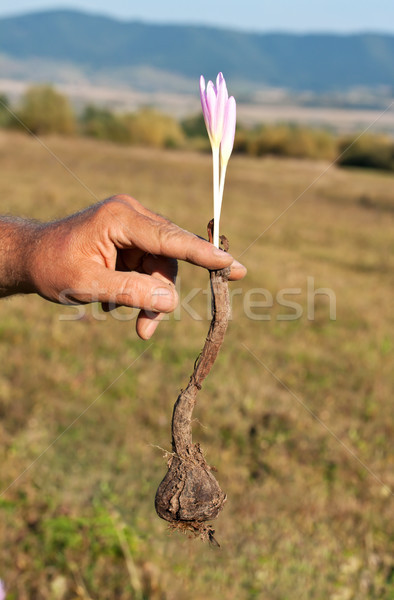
left=0, top=216, right=40, bottom=298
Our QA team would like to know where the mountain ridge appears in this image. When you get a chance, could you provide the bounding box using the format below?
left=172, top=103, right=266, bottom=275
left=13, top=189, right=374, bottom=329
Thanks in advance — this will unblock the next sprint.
left=1, top=9, right=394, bottom=94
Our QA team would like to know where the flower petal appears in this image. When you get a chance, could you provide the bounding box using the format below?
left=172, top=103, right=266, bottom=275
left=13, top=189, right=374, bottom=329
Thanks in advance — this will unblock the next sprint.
left=215, top=73, right=228, bottom=143
left=206, top=81, right=217, bottom=141
left=199, top=75, right=210, bottom=133
left=220, top=96, right=236, bottom=164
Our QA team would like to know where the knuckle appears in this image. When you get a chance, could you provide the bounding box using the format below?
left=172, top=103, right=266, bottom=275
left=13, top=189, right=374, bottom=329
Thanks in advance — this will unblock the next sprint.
left=94, top=197, right=138, bottom=236
left=118, top=276, right=148, bottom=308
left=156, top=221, right=172, bottom=251
left=156, top=220, right=185, bottom=255
left=178, top=233, right=197, bottom=263
left=108, top=194, right=140, bottom=210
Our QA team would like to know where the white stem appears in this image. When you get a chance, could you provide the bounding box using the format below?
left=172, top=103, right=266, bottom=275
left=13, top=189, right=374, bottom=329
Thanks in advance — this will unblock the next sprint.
left=218, top=159, right=228, bottom=215
left=212, top=146, right=220, bottom=248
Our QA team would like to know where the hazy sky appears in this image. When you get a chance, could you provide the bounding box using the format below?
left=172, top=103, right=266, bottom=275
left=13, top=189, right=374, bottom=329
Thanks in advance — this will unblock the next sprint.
left=0, top=0, right=393, bottom=33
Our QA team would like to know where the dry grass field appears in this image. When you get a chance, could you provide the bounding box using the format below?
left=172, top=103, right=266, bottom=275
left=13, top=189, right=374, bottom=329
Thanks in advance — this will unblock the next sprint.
left=0, top=130, right=393, bottom=599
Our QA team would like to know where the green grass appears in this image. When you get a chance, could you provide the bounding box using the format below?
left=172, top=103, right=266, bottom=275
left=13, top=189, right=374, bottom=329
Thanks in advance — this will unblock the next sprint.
left=0, top=131, right=393, bottom=599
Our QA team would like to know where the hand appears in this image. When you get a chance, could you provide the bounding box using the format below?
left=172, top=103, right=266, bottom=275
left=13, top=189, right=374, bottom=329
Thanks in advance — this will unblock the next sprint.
left=28, top=195, right=247, bottom=339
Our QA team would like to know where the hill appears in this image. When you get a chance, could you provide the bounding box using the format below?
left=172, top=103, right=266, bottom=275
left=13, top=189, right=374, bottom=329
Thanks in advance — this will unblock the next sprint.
left=1, top=10, right=394, bottom=93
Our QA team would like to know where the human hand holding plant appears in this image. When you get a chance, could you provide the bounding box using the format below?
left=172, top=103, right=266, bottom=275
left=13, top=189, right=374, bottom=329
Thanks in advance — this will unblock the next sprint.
left=0, top=73, right=241, bottom=545
left=0, top=194, right=245, bottom=339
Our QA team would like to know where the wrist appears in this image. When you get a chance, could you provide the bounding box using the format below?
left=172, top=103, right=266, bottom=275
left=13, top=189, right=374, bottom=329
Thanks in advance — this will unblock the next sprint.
left=0, top=217, right=42, bottom=297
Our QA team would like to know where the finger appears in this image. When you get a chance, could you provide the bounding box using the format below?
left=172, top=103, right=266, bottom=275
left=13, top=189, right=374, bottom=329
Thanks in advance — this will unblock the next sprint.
left=136, top=254, right=177, bottom=337
left=76, top=262, right=178, bottom=312
left=104, top=196, right=247, bottom=285
left=106, top=196, right=245, bottom=273
left=141, top=254, right=178, bottom=284
left=142, top=250, right=246, bottom=282
left=135, top=254, right=178, bottom=338
left=136, top=310, right=165, bottom=340
left=141, top=239, right=246, bottom=282
left=115, top=207, right=234, bottom=270
left=229, top=259, right=247, bottom=281
left=102, top=254, right=178, bottom=318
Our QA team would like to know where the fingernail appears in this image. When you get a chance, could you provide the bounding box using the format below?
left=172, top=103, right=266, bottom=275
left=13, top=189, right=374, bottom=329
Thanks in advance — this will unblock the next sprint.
left=212, top=247, right=233, bottom=259
left=152, top=287, right=176, bottom=310
left=144, top=319, right=160, bottom=339
left=231, top=259, right=244, bottom=270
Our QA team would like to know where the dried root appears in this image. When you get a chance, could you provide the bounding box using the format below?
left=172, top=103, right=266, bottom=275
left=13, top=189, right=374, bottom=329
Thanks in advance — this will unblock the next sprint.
left=155, top=223, right=231, bottom=544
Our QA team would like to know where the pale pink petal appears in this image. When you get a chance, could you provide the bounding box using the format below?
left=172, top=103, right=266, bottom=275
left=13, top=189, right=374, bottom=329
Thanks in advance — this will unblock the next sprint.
left=206, top=81, right=217, bottom=139
left=221, top=96, right=236, bottom=163
left=199, top=75, right=206, bottom=106
left=199, top=75, right=210, bottom=131
left=215, top=74, right=228, bottom=142
left=200, top=75, right=206, bottom=93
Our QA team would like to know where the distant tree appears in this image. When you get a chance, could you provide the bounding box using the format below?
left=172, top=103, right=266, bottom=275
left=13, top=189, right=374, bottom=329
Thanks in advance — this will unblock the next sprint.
left=122, top=108, right=185, bottom=148
left=233, top=123, right=336, bottom=161
left=181, top=114, right=207, bottom=138
left=337, top=134, right=394, bottom=171
left=80, top=105, right=130, bottom=143
left=17, top=85, right=76, bottom=135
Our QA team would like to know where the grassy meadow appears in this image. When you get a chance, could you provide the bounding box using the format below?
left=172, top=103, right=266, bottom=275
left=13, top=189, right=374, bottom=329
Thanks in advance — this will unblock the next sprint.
left=0, top=130, right=393, bottom=599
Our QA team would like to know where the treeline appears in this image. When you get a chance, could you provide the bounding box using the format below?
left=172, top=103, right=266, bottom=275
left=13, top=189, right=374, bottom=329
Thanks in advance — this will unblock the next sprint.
left=0, top=86, right=184, bottom=148
left=1, top=84, right=394, bottom=172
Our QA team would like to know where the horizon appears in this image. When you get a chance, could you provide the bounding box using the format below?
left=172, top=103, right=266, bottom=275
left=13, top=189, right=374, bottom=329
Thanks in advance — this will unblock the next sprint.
left=0, top=1, right=394, bottom=35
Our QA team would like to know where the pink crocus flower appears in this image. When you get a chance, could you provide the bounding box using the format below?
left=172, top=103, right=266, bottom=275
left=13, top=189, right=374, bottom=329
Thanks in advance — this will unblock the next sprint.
left=200, top=72, right=229, bottom=148
left=200, top=73, right=236, bottom=247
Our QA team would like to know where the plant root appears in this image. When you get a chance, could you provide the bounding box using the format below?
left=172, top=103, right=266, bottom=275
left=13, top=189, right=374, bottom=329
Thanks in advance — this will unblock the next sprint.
left=155, top=222, right=231, bottom=544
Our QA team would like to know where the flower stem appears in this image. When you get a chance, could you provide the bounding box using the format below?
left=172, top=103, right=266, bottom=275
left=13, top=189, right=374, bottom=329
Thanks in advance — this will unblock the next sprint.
left=212, top=146, right=220, bottom=248
left=218, top=159, right=228, bottom=215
